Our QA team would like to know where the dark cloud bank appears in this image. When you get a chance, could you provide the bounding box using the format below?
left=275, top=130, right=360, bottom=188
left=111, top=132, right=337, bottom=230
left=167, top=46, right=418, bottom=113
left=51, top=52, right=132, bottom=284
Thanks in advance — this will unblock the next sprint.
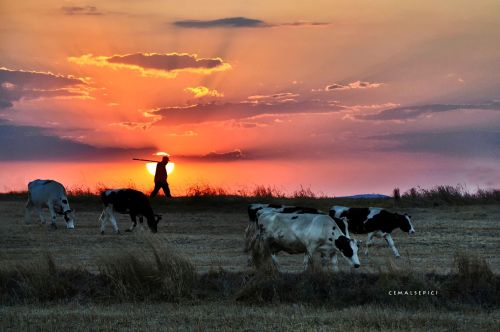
left=152, top=100, right=342, bottom=126
left=173, top=17, right=328, bottom=29
left=356, top=102, right=500, bottom=121
left=371, top=130, right=500, bottom=159
left=176, top=149, right=244, bottom=162
left=174, top=17, right=267, bottom=28
left=0, top=121, right=154, bottom=161
left=0, top=68, right=86, bottom=109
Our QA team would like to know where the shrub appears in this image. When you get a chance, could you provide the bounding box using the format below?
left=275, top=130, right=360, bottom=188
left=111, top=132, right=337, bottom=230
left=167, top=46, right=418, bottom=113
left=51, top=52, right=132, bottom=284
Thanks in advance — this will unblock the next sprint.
left=97, top=239, right=196, bottom=301
left=441, top=252, right=500, bottom=307
left=0, top=254, right=97, bottom=304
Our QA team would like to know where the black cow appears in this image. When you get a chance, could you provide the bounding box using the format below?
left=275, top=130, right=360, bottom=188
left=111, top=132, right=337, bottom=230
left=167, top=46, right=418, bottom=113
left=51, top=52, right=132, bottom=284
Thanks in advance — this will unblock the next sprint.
left=99, top=189, right=161, bottom=234
left=329, top=206, right=415, bottom=258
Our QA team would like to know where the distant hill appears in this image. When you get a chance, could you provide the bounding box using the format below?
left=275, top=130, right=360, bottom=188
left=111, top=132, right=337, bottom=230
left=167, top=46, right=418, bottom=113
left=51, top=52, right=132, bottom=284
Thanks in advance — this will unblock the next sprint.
left=336, top=194, right=391, bottom=199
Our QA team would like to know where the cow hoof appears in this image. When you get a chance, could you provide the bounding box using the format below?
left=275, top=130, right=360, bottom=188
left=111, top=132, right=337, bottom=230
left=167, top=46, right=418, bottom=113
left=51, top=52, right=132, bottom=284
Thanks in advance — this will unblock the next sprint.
left=50, top=224, right=57, bottom=230
left=395, top=255, right=401, bottom=259
left=125, top=229, right=132, bottom=232
left=116, top=230, right=121, bottom=235
left=101, top=231, right=105, bottom=235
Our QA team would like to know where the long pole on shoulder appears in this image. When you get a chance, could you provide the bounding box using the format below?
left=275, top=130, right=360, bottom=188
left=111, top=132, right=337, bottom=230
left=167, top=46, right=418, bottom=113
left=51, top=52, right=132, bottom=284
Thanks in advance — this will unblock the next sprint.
left=132, top=158, right=159, bottom=163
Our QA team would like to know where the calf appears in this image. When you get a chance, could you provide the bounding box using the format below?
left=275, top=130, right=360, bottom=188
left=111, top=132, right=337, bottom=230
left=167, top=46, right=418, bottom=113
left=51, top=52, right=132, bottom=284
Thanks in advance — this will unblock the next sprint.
left=329, top=206, right=415, bottom=258
left=253, top=213, right=360, bottom=271
left=25, top=179, right=75, bottom=229
left=99, top=189, right=161, bottom=234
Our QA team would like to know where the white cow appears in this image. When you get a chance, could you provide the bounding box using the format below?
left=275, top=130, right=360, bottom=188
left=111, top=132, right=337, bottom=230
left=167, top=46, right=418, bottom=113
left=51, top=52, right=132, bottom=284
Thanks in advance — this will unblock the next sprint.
left=245, top=203, right=325, bottom=253
left=252, top=213, right=360, bottom=271
left=25, top=179, right=75, bottom=229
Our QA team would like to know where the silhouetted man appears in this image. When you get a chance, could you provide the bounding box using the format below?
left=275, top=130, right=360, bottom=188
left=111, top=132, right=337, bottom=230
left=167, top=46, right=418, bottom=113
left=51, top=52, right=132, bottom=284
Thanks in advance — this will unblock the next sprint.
left=150, top=156, right=172, bottom=198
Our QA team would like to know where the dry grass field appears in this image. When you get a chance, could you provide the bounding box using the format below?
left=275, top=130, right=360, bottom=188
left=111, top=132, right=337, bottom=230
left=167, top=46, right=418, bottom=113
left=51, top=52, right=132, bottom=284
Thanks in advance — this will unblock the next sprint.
left=1, top=194, right=499, bottom=330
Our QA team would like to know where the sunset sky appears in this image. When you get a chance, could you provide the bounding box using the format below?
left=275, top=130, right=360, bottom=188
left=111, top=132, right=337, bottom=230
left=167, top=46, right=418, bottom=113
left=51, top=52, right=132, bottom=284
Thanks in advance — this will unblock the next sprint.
left=1, top=1, right=500, bottom=195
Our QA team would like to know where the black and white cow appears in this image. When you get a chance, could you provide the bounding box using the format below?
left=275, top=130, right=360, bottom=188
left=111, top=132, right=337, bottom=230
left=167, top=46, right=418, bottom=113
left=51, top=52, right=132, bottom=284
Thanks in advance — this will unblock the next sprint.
left=99, top=189, right=161, bottom=234
left=253, top=213, right=360, bottom=271
left=329, top=206, right=415, bottom=258
left=245, top=203, right=328, bottom=253
left=25, top=179, right=75, bottom=229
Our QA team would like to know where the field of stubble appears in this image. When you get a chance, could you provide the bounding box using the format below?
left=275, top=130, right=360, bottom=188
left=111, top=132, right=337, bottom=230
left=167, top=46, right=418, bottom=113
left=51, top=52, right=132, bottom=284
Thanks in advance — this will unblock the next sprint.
left=1, top=196, right=499, bottom=331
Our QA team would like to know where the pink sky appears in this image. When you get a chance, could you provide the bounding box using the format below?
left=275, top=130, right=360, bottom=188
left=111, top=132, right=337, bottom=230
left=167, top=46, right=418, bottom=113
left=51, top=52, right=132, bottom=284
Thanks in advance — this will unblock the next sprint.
left=1, top=1, right=500, bottom=195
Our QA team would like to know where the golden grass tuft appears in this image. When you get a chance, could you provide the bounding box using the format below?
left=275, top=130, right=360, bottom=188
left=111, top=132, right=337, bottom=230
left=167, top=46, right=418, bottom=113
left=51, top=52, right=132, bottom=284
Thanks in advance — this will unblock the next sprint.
left=96, top=237, right=196, bottom=301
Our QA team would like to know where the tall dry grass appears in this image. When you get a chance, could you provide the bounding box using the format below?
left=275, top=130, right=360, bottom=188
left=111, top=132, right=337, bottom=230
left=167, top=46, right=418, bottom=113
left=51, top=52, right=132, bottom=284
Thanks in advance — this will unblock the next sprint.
left=1, top=250, right=498, bottom=308
left=96, top=237, right=196, bottom=301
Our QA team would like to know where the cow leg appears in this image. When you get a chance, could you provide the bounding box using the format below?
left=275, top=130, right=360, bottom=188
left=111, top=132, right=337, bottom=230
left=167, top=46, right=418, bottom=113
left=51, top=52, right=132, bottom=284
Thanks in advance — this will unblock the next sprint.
left=126, top=214, right=137, bottom=232
left=139, top=216, right=146, bottom=231
left=47, top=202, right=57, bottom=229
left=107, top=206, right=120, bottom=234
left=24, top=199, right=34, bottom=224
left=365, top=232, right=375, bottom=255
left=303, top=253, right=313, bottom=271
left=99, top=208, right=108, bottom=234
left=384, top=234, right=401, bottom=258
left=36, top=207, right=46, bottom=224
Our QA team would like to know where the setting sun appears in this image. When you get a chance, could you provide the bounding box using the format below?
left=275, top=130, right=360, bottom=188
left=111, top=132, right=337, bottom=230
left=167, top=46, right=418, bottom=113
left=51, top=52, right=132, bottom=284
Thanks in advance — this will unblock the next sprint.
left=146, top=162, right=175, bottom=176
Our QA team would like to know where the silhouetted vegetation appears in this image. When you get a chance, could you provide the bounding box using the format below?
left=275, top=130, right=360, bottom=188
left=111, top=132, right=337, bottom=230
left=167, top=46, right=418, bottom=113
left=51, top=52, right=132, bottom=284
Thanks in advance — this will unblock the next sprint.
left=4, top=184, right=499, bottom=210
left=397, top=185, right=500, bottom=207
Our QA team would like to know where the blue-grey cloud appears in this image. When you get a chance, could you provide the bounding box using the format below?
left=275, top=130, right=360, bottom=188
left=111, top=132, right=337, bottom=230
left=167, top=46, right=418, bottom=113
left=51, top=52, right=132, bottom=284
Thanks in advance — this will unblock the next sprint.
left=150, top=100, right=342, bottom=126
left=370, top=130, right=500, bottom=158
left=177, top=149, right=244, bottom=162
left=0, top=68, right=87, bottom=109
left=173, top=17, right=268, bottom=28
left=173, top=17, right=329, bottom=29
left=0, top=121, right=154, bottom=161
left=280, top=21, right=330, bottom=27
left=62, top=6, right=102, bottom=16
left=355, top=101, right=500, bottom=121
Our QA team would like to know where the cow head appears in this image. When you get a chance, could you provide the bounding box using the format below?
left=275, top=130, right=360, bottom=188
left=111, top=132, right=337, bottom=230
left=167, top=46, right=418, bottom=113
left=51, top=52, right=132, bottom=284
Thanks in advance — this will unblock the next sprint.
left=63, top=209, right=75, bottom=229
left=57, top=197, right=75, bottom=229
left=334, top=236, right=360, bottom=268
left=147, top=214, right=162, bottom=233
left=398, top=213, right=415, bottom=235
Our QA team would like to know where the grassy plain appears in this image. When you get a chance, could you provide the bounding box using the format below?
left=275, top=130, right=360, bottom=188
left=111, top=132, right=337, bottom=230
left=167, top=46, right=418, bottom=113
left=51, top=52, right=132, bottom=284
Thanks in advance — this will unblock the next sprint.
left=1, top=193, right=499, bottom=331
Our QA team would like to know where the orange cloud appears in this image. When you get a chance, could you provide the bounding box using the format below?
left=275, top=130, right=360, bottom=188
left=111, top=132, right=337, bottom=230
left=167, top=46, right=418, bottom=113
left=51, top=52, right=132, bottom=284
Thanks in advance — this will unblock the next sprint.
left=247, top=92, right=299, bottom=104
left=68, top=53, right=231, bottom=78
left=312, top=81, right=383, bottom=92
left=109, top=121, right=154, bottom=130
left=169, top=130, right=198, bottom=137
left=185, top=86, right=223, bottom=98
